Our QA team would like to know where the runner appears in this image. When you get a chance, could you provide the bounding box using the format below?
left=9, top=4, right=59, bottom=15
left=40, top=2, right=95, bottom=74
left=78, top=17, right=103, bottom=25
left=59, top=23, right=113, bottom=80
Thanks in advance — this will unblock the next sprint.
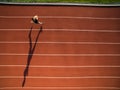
left=22, top=15, right=43, bottom=87
left=31, top=15, right=43, bottom=24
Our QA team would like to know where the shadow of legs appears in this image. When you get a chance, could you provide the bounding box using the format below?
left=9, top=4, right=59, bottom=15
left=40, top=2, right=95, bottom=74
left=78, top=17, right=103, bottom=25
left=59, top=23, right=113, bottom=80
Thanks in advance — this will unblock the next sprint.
left=22, top=26, right=43, bottom=87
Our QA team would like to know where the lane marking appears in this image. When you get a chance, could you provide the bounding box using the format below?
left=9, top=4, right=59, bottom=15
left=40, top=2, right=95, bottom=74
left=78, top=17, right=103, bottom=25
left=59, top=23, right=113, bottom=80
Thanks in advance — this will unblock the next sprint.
left=0, top=53, right=120, bottom=56
left=0, top=87, right=120, bottom=89
left=0, top=65, right=120, bottom=68
left=0, top=16, right=120, bottom=20
left=0, top=76, right=120, bottom=79
left=0, top=41, right=120, bottom=45
left=0, top=29, right=120, bottom=32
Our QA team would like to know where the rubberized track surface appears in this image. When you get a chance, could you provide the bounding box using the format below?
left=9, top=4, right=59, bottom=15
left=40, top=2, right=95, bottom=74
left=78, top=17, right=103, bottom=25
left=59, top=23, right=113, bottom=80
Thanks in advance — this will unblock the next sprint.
left=0, top=4, right=120, bottom=90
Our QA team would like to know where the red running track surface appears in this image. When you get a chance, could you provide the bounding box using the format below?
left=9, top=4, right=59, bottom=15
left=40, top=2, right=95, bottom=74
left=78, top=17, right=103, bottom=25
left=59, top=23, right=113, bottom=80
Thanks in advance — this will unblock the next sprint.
left=0, top=4, right=120, bottom=90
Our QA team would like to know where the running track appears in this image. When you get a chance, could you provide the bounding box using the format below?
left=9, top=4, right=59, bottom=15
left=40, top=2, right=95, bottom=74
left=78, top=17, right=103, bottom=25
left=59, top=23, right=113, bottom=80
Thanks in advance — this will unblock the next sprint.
left=0, top=3, right=120, bottom=90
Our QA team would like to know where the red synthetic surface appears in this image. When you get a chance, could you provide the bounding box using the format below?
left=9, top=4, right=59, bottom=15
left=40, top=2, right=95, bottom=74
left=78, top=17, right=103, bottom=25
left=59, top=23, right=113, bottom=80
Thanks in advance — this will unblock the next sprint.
left=0, top=4, right=120, bottom=90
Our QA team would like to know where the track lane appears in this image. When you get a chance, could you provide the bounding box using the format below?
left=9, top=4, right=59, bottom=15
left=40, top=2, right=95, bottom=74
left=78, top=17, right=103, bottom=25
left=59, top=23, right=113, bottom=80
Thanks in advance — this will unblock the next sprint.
left=0, top=18, right=120, bottom=30
left=0, top=67, right=120, bottom=76
left=0, top=56, right=120, bottom=66
left=0, top=5, right=120, bottom=18
left=0, top=43, right=120, bottom=54
left=0, top=78, right=120, bottom=87
left=0, top=31, right=120, bottom=42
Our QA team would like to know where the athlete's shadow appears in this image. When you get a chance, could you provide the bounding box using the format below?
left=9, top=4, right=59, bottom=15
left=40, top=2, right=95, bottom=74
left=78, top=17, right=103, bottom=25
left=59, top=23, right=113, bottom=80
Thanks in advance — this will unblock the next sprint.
left=22, top=26, right=42, bottom=87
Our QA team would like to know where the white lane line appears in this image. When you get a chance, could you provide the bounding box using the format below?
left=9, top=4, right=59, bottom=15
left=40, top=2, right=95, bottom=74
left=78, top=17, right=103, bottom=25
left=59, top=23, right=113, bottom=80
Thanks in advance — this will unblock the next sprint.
left=0, top=16, right=120, bottom=20
left=0, top=65, right=120, bottom=68
left=0, top=87, right=120, bottom=90
left=0, top=29, right=120, bottom=32
left=0, top=53, right=120, bottom=56
left=0, top=41, right=120, bottom=45
left=0, top=76, right=120, bottom=79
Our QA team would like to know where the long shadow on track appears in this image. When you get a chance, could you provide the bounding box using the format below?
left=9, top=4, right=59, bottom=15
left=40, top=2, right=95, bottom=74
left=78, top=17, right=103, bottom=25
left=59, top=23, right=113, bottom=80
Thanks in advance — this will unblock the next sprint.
left=22, top=25, right=43, bottom=87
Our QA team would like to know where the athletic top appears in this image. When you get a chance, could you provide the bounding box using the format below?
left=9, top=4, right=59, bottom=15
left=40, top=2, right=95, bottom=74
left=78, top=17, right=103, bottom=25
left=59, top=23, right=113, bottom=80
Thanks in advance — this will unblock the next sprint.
left=32, top=18, right=39, bottom=24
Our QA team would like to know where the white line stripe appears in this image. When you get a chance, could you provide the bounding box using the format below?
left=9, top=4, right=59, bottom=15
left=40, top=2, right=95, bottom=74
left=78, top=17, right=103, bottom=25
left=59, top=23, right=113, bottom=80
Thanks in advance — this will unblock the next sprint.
left=0, top=41, right=120, bottom=45
left=0, top=87, right=120, bottom=90
left=0, top=76, right=120, bottom=79
left=0, top=65, right=120, bottom=68
left=0, top=16, right=120, bottom=20
left=0, top=29, right=120, bottom=32
left=1, top=2, right=120, bottom=6
left=0, top=53, right=120, bottom=56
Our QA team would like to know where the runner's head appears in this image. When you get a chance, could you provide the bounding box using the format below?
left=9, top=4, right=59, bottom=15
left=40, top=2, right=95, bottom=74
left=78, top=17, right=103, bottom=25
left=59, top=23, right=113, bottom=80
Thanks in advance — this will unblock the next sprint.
left=33, top=15, right=39, bottom=20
